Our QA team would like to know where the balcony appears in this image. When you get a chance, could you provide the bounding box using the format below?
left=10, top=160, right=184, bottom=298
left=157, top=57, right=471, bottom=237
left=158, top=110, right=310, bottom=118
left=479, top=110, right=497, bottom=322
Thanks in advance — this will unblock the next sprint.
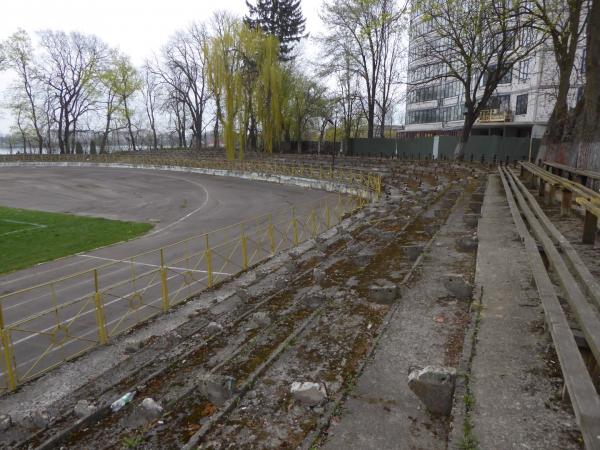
left=479, top=109, right=513, bottom=123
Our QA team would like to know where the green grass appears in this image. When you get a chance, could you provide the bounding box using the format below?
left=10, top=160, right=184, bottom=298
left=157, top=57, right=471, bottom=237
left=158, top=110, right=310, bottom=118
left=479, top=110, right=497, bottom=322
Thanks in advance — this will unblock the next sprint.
left=0, top=206, right=152, bottom=274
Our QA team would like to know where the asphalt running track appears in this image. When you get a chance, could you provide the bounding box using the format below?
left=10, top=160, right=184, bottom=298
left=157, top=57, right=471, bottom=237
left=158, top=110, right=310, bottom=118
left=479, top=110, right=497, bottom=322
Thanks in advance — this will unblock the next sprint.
left=0, top=165, right=338, bottom=388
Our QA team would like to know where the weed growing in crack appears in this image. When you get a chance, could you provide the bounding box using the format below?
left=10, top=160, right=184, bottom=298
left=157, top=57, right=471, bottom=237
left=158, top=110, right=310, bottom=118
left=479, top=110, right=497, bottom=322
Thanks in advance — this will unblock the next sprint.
left=122, top=434, right=143, bottom=448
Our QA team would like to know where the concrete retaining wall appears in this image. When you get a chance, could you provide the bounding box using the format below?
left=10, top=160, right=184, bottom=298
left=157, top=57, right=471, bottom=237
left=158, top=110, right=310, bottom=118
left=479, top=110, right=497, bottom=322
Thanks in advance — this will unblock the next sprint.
left=0, top=161, right=376, bottom=201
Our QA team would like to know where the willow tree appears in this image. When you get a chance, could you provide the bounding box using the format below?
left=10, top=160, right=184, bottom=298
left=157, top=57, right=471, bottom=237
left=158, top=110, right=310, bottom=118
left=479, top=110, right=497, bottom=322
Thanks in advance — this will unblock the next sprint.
left=206, top=22, right=285, bottom=159
left=206, top=21, right=243, bottom=160
left=251, top=30, right=284, bottom=153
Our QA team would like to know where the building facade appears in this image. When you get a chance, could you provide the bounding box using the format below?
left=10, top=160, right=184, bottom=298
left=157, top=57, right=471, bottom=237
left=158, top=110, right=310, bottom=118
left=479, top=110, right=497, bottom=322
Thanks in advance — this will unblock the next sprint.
left=402, top=11, right=587, bottom=141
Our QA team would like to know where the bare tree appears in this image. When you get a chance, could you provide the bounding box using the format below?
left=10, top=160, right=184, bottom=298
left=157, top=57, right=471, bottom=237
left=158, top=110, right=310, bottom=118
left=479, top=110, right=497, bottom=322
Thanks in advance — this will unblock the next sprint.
left=320, top=0, right=408, bottom=139
left=4, top=30, right=45, bottom=153
left=415, top=0, right=543, bottom=158
left=38, top=30, right=107, bottom=154
left=151, top=23, right=210, bottom=150
left=142, top=63, right=161, bottom=151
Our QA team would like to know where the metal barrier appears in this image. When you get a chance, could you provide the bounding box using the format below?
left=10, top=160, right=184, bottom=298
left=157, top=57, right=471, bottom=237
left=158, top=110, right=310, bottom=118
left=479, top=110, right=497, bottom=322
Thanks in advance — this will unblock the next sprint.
left=0, top=193, right=365, bottom=393
left=0, top=154, right=382, bottom=199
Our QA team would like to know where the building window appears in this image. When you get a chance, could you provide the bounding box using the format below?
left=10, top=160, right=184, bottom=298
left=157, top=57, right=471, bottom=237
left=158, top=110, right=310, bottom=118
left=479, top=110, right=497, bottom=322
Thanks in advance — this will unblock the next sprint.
left=442, top=80, right=459, bottom=98
left=489, top=94, right=511, bottom=112
left=516, top=59, right=530, bottom=83
left=499, top=68, right=512, bottom=84
left=516, top=94, right=528, bottom=115
left=439, top=104, right=465, bottom=122
left=407, top=108, right=438, bottom=124
left=482, top=65, right=512, bottom=86
left=408, top=85, right=439, bottom=104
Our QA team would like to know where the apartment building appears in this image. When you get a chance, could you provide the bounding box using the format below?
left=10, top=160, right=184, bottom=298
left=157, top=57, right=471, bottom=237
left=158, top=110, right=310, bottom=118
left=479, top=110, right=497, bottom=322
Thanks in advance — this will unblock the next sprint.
left=402, top=10, right=587, bottom=140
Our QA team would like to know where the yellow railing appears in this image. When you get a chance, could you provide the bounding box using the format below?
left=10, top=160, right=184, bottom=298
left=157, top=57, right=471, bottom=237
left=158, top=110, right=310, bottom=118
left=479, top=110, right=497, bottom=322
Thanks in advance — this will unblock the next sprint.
left=0, top=193, right=365, bottom=393
left=0, top=154, right=382, bottom=199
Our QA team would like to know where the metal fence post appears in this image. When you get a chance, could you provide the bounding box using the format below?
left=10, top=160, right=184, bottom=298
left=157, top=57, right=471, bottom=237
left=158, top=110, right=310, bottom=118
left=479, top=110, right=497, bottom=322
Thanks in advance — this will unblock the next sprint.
left=205, top=234, right=213, bottom=288
left=93, top=270, right=108, bottom=345
left=311, top=208, right=317, bottom=238
left=160, top=249, right=170, bottom=312
left=241, top=225, right=249, bottom=270
left=0, top=303, right=17, bottom=391
left=326, top=204, right=331, bottom=228
left=268, top=215, right=276, bottom=254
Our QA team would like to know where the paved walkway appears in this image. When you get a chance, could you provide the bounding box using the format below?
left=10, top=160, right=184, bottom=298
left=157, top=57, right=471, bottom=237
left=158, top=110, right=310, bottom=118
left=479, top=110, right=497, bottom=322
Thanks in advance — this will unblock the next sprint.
left=469, top=174, right=579, bottom=449
left=322, top=186, right=474, bottom=450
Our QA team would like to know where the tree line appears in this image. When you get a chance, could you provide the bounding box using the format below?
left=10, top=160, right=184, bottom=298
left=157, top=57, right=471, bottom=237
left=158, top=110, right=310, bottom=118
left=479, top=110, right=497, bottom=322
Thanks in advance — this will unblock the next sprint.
left=0, top=0, right=406, bottom=159
left=1, top=0, right=596, bottom=161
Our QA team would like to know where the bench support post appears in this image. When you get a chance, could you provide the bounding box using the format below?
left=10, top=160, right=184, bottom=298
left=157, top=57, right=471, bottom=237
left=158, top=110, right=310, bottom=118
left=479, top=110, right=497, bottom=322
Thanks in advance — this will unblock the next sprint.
left=560, top=190, right=573, bottom=217
left=538, top=179, right=545, bottom=198
left=583, top=210, right=598, bottom=245
left=547, top=185, right=556, bottom=206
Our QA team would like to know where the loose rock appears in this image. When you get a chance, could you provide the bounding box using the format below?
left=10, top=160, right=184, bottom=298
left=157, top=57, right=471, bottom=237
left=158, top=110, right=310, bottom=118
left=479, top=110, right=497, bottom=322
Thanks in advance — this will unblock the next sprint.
left=456, top=236, right=478, bottom=253
left=443, top=274, right=473, bottom=300
left=235, top=287, right=250, bottom=302
left=0, top=414, right=12, bottom=431
left=73, top=400, right=96, bottom=418
left=206, top=321, right=224, bottom=334
left=198, top=375, right=236, bottom=406
left=290, top=381, right=327, bottom=406
left=408, top=365, right=457, bottom=416
left=140, top=397, right=163, bottom=419
left=31, top=409, right=50, bottom=429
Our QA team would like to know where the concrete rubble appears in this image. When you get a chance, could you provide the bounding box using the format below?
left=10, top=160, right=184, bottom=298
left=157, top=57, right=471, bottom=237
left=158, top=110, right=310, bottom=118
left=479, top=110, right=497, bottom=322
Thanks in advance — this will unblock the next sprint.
left=407, top=366, right=457, bottom=416
left=73, top=399, right=96, bottom=418
left=198, top=375, right=236, bottom=407
left=206, top=321, right=224, bottom=334
left=442, top=273, right=473, bottom=300
left=0, top=414, right=12, bottom=432
left=250, top=311, right=271, bottom=328
left=290, top=382, right=327, bottom=406
left=140, top=398, right=163, bottom=419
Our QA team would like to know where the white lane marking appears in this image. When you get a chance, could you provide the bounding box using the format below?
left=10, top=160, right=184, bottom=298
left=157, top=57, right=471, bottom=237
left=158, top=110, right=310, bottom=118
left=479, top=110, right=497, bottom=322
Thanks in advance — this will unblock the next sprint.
left=0, top=219, right=47, bottom=236
left=2, top=219, right=46, bottom=227
left=79, top=254, right=232, bottom=276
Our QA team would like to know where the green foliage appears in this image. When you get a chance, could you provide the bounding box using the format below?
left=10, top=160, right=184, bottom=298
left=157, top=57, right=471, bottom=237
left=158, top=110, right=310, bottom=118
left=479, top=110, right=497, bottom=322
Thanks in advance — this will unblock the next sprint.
left=245, top=0, right=307, bottom=60
left=206, top=21, right=285, bottom=159
left=122, top=435, right=143, bottom=448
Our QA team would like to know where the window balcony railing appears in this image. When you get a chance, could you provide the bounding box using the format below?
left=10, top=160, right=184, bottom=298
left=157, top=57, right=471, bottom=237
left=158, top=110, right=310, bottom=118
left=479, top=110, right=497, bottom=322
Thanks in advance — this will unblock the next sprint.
left=478, top=109, right=513, bottom=123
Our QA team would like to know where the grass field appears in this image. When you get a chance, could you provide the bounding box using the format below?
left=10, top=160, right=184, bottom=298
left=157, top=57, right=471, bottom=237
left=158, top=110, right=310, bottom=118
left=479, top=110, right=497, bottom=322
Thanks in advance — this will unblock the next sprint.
left=0, top=206, right=153, bottom=274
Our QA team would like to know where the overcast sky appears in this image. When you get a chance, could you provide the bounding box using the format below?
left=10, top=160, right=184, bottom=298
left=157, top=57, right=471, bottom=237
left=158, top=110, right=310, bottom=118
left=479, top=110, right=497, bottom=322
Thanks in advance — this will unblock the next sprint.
left=0, top=0, right=326, bottom=133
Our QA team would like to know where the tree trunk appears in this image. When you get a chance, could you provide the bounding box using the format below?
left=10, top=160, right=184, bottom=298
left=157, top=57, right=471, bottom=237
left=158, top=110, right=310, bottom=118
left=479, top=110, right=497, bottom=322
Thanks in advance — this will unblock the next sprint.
left=574, top=0, right=600, bottom=142
left=454, top=112, right=476, bottom=159
left=124, top=97, right=137, bottom=152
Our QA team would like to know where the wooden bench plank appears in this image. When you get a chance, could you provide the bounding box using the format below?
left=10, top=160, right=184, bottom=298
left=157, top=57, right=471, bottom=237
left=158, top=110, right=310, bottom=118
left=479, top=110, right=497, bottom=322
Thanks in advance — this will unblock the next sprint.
left=500, top=167, right=600, bottom=450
